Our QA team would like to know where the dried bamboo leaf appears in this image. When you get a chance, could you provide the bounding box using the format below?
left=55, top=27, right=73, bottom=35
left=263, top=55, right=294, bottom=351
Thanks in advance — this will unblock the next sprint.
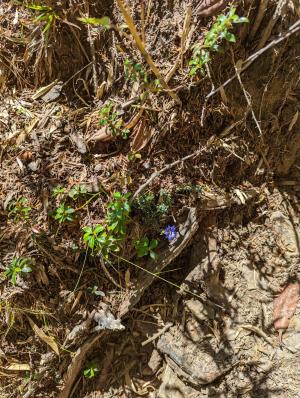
left=5, top=363, right=31, bottom=371
left=27, top=316, right=59, bottom=356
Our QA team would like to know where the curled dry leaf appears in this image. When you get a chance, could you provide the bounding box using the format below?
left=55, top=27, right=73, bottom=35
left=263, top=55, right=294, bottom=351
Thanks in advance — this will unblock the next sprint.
left=87, top=126, right=114, bottom=143
left=195, top=0, right=228, bottom=17
left=273, top=284, right=300, bottom=341
left=27, top=316, right=60, bottom=355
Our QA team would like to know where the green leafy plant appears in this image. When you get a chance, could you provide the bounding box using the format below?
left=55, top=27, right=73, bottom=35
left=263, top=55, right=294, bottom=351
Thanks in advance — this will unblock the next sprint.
left=135, top=237, right=159, bottom=260
left=52, top=186, right=65, bottom=198
left=106, top=192, right=131, bottom=237
left=68, top=184, right=87, bottom=200
left=134, top=190, right=172, bottom=221
left=99, top=102, right=129, bottom=139
left=83, top=363, right=99, bottom=379
left=82, top=192, right=130, bottom=258
left=134, top=192, right=156, bottom=220
left=157, top=190, right=172, bottom=216
left=8, top=197, right=31, bottom=222
left=83, top=225, right=119, bottom=258
left=5, top=257, right=33, bottom=285
left=53, top=203, right=75, bottom=223
left=124, top=58, right=162, bottom=92
left=24, top=3, right=59, bottom=34
left=189, top=8, right=249, bottom=76
left=124, top=59, right=148, bottom=83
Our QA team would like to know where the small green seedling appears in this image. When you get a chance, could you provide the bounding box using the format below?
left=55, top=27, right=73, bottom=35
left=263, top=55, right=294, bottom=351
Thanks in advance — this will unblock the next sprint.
left=135, top=237, right=159, bottom=260
left=88, top=286, right=105, bottom=297
left=53, top=203, right=75, bottom=223
left=189, top=8, right=249, bottom=76
left=68, top=184, right=87, bottom=200
left=106, top=192, right=131, bottom=237
left=127, top=151, right=142, bottom=162
left=99, top=102, right=129, bottom=139
left=83, top=225, right=119, bottom=258
left=83, top=363, right=99, bottom=379
left=82, top=192, right=131, bottom=258
left=5, top=257, right=32, bottom=285
left=8, top=197, right=31, bottom=222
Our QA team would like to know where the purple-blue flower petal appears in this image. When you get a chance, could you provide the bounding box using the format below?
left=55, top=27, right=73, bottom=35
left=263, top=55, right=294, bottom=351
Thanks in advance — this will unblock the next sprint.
left=163, top=225, right=177, bottom=241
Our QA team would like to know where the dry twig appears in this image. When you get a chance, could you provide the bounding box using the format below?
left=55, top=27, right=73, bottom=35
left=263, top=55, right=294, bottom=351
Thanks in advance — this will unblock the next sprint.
left=132, top=148, right=202, bottom=200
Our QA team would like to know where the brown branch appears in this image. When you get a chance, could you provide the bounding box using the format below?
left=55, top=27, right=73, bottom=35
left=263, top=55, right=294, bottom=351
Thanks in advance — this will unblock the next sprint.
left=132, top=148, right=202, bottom=200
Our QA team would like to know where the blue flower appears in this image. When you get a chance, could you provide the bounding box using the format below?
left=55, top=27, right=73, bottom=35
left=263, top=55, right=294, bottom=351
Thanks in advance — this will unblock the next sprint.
left=164, top=225, right=177, bottom=241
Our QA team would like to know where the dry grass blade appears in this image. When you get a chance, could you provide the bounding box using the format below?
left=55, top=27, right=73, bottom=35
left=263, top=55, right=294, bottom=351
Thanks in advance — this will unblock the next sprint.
left=116, top=0, right=181, bottom=104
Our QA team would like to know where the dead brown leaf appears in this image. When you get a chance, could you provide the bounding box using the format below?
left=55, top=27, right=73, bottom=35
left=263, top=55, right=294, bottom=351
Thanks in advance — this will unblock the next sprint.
left=27, top=316, right=59, bottom=355
left=87, top=126, right=114, bottom=143
left=273, top=284, right=300, bottom=341
left=131, top=121, right=153, bottom=152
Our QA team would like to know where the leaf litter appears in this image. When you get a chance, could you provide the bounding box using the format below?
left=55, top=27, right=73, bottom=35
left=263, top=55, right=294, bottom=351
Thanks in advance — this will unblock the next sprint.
left=1, top=1, right=300, bottom=398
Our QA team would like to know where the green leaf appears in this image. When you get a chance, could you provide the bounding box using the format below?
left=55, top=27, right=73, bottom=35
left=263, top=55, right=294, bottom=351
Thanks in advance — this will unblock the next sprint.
left=88, top=236, right=95, bottom=249
left=235, top=16, right=249, bottom=24
left=150, top=251, right=158, bottom=261
left=79, top=16, right=111, bottom=29
left=216, top=14, right=227, bottom=24
left=83, top=226, right=92, bottom=234
left=224, top=32, right=236, bottom=42
left=94, top=225, right=105, bottom=234
left=21, top=266, right=32, bottom=273
left=149, top=239, right=158, bottom=250
left=228, top=7, right=236, bottom=17
left=11, top=273, right=17, bottom=285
